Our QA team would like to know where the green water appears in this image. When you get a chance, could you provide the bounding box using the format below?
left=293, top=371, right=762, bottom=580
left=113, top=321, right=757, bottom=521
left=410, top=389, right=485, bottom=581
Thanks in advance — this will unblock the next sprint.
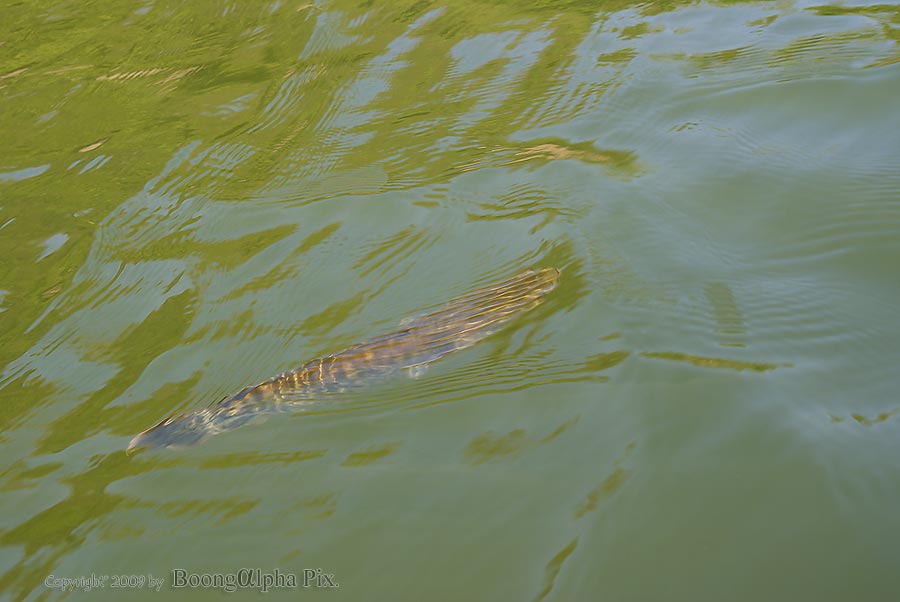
left=2, top=0, right=899, bottom=600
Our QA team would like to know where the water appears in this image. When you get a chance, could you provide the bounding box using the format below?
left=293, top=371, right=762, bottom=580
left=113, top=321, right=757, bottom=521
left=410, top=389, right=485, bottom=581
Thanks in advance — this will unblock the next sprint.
left=1, top=1, right=899, bottom=600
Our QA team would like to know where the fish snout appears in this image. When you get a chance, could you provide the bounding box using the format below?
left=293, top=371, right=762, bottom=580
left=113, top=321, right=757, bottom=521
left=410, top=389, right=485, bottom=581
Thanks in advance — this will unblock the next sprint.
left=127, top=413, right=210, bottom=452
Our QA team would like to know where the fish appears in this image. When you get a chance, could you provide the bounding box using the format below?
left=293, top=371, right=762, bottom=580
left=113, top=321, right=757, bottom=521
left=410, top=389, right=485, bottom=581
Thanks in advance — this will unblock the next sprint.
left=127, top=267, right=560, bottom=451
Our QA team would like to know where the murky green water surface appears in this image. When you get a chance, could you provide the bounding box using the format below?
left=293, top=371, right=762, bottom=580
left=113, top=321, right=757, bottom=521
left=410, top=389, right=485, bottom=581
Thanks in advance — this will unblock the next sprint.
left=2, top=0, right=899, bottom=600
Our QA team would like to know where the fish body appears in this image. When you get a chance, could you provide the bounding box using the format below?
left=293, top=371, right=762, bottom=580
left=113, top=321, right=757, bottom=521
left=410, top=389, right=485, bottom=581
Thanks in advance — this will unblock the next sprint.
left=128, top=268, right=560, bottom=450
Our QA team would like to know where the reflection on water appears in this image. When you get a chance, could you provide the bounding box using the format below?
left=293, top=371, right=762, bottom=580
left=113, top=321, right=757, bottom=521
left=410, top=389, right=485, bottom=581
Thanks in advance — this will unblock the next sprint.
left=1, top=0, right=900, bottom=599
left=340, top=443, right=402, bottom=467
left=640, top=351, right=789, bottom=372
left=574, top=440, right=635, bottom=519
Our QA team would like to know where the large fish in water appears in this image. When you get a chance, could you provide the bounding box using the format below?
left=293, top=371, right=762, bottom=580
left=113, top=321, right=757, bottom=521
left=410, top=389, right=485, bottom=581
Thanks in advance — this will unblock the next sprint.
left=128, top=267, right=560, bottom=451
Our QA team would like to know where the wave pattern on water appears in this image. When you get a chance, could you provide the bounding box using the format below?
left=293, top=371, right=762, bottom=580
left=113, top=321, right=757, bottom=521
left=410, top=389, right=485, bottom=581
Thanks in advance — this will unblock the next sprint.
left=1, top=1, right=899, bottom=599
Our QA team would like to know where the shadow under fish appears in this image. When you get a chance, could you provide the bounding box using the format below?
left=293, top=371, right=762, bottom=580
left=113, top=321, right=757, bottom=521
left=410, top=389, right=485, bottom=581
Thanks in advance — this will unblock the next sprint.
left=128, top=267, right=560, bottom=452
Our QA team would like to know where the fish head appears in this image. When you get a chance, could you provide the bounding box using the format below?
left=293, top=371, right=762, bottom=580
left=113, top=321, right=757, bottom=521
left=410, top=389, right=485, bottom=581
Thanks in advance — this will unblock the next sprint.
left=127, top=410, right=213, bottom=452
left=127, top=399, right=267, bottom=453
